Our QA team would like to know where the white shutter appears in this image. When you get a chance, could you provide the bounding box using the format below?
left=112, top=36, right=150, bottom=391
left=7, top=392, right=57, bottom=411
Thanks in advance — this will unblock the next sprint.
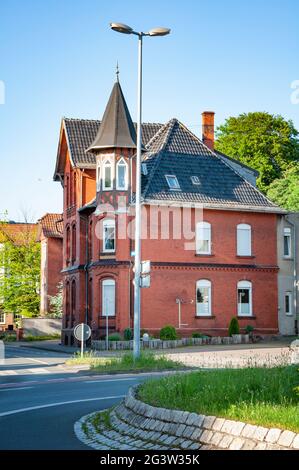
left=237, top=224, right=251, bottom=256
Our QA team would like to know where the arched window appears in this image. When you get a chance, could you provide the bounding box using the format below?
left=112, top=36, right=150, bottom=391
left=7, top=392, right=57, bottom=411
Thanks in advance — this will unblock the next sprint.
left=196, top=279, right=212, bottom=316
left=96, top=160, right=101, bottom=192
left=196, top=222, right=211, bottom=255
left=237, top=280, right=252, bottom=316
left=71, top=223, right=76, bottom=264
left=66, top=225, right=71, bottom=265
left=102, top=279, right=115, bottom=317
left=73, top=171, right=77, bottom=206
left=88, top=220, right=93, bottom=262
left=103, top=219, right=115, bottom=252
left=65, top=175, right=70, bottom=207
left=116, top=158, right=128, bottom=190
left=71, top=280, right=76, bottom=326
left=65, top=281, right=70, bottom=328
left=237, top=224, right=251, bottom=256
left=103, top=158, right=113, bottom=190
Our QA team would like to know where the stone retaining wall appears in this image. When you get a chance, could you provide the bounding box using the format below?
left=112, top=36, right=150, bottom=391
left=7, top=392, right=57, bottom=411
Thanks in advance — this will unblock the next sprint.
left=74, top=385, right=299, bottom=451
left=92, top=334, right=249, bottom=351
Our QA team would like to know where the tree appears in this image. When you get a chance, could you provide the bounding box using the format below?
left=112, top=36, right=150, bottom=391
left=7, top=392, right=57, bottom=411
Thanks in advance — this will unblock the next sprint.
left=215, top=112, right=299, bottom=192
left=48, top=281, right=63, bottom=318
left=267, top=166, right=299, bottom=211
left=0, top=221, right=40, bottom=317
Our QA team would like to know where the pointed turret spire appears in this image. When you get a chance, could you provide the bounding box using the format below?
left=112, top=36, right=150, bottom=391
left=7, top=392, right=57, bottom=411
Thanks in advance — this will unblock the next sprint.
left=86, top=81, right=136, bottom=152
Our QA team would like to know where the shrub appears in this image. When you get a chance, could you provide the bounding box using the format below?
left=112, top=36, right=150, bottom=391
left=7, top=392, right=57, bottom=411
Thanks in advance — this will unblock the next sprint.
left=192, top=332, right=204, bottom=338
left=108, top=333, right=121, bottom=342
left=159, top=325, right=178, bottom=340
left=228, top=317, right=240, bottom=336
left=123, top=328, right=133, bottom=341
left=245, top=324, right=254, bottom=334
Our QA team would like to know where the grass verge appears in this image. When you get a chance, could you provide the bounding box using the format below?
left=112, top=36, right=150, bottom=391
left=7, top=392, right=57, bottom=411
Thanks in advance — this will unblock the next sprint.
left=138, top=366, right=299, bottom=432
left=66, top=351, right=185, bottom=373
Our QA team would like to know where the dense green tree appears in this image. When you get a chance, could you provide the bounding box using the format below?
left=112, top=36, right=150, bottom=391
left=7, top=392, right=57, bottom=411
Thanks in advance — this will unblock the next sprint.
left=48, top=281, right=63, bottom=318
left=215, top=112, right=299, bottom=192
left=267, top=166, right=299, bottom=211
left=0, top=222, right=40, bottom=317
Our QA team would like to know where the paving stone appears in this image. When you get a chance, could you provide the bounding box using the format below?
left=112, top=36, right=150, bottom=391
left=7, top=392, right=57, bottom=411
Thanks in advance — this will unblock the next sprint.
left=277, top=430, right=296, bottom=447
left=229, top=437, right=245, bottom=450
left=192, top=414, right=205, bottom=428
left=210, top=432, right=223, bottom=447
left=241, top=440, right=257, bottom=450
left=253, top=426, right=270, bottom=442
left=291, top=434, right=299, bottom=449
left=212, top=418, right=225, bottom=431
left=186, top=413, right=200, bottom=426
left=181, top=440, right=194, bottom=449
left=200, top=430, right=214, bottom=444
left=230, top=421, right=245, bottom=436
left=221, top=420, right=235, bottom=434
left=203, top=415, right=216, bottom=430
left=191, top=428, right=203, bottom=441
left=241, top=424, right=258, bottom=439
left=175, top=424, right=186, bottom=437
left=255, top=442, right=267, bottom=450
left=265, top=428, right=282, bottom=444
left=218, top=435, right=234, bottom=449
left=183, top=426, right=196, bottom=439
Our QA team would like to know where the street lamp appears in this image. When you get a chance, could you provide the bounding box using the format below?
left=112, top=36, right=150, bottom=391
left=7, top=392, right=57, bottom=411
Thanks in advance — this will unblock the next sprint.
left=110, top=22, right=170, bottom=359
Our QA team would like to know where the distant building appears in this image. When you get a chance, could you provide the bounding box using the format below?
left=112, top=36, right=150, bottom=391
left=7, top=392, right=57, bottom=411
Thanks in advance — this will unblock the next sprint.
left=0, top=222, right=37, bottom=331
left=53, top=78, right=285, bottom=345
left=277, top=213, right=299, bottom=335
left=37, top=213, right=63, bottom=315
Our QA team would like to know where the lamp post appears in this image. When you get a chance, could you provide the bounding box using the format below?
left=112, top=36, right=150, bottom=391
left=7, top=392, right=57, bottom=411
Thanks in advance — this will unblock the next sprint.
left=110, top=23, right=170, bottom=359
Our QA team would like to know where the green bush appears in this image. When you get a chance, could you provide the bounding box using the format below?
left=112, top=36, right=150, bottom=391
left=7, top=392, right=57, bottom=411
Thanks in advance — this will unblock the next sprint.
left=0, top=332, right=17, bottom=342
left=192, top=332, right=204, bottom=338
left=228, top=317, right=240, bottom=336
left=108, top=333, right=121, bottom=342
left=159, top=325, right=178, bottom=340
left=123, top=328, right=133, bottom=341
left=245, top=324, right=254, bottom=334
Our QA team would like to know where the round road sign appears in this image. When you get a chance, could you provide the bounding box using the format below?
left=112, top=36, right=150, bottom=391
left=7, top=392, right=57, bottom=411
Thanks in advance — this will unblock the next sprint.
left=74, top=323, right=91, bottom=342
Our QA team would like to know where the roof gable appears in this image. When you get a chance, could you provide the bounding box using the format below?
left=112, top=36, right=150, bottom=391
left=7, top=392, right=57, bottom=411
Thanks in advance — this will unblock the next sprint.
left=38, top=213, right=63, bottom=239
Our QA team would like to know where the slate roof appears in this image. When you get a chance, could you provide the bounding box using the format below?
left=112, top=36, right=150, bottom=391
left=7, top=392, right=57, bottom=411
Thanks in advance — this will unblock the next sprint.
left=141, top=119, right=279, bottom=210
left=38, top=213, right=63, bottom=239
left=86, top=81, right=137, bottom=152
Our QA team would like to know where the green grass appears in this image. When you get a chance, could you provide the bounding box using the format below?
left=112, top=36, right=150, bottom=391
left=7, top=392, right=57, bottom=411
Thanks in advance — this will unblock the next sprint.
left=138, top=366, right=299, bottom=432
left=66, top=351, right=185, bottom=373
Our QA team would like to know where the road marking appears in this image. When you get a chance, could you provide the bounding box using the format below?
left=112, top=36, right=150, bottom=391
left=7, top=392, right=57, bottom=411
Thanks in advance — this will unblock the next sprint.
left=0, top=370, right=18, bottom=376
left=26, top=368, right=51, bottom=374
left=24, top=357, right=53, bottom=365
left=0, top=387, right=34, bottom=392
left=0, top=395, right=125, bottom=417
left=85, top=378, right=138, bottom=384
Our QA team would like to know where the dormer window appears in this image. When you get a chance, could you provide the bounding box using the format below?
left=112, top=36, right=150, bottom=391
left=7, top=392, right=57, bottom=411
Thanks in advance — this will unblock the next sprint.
left=165, top=175, right=180, bottom=190
left=116, top=158, right=128, bottom=190
left=103, top=158, right=113, bottom=190
left=191, top=176, right=200, bottom=185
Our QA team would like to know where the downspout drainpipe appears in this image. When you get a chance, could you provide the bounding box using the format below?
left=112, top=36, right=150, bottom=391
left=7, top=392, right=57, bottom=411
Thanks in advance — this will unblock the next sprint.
left=286, top=216, right=297, bottom=334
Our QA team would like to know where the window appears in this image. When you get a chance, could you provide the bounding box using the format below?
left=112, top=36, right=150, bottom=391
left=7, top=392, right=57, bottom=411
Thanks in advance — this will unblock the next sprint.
left=285, top=292, right=292, bottom=316
left=165, top=175, right=180, bottom=190
left=103, top=159, right=113, bottom=190
left=237, top=224, right=251, bottom=256
left=116, top=158, right=128, bottom=190
left=103, top=219, right=115, bottom=252
left=191, top=176, right=200, bottom=185
left=66, top=226, right=71, bottom=264
left=0, top=312, right=5, bottom=324
left=71, top=280, right=76, bottom=327
left=102, top=279, right=115, bottom=316
left=237, top=281, right=252, bottom=316
left=96, top=161, right=101, bottom=191
left=71, top=224, right=76, bottom=264
left=196, top=280, right=211, bottom=316
left=283, top=227, right=291, bottom=257
left=142, top=163, right=148, bottom=176
left=196, top=222, right=211, bottom=254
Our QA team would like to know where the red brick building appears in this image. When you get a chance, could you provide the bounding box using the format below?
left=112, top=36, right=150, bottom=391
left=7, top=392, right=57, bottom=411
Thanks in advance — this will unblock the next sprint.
left=37, top=213, right=63, bottom=315
left=54, top=80, right=283, bottom=345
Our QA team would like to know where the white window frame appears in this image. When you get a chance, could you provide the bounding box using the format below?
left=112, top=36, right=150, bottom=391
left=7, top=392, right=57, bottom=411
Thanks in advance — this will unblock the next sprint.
left=285, top=292, right=292, bottom=316
left=103, top=219, right=116, bottom=253
left=283, top=227, right=291, bottom=258
left=102, top=279, right=115, bottom=317
left=116, top=157, right=128, bottom=190
left=96, top=160, right=101, bottom=191
left=103, top=157, right=114, bottom=190
left=237, top=223, right=252, bottom=256
left=237, top=280, right=252, bottom=316
left=165, top=175, right=180, bottom=190
left=196, top=221, right=211, bottom=255
left=0, top=312, right=5, bottom=324
left=196, top=279, right=212, bottom=316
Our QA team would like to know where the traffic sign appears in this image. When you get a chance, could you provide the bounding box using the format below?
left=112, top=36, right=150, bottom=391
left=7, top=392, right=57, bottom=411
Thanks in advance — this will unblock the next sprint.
left=74, top=323, right=91, bottom=342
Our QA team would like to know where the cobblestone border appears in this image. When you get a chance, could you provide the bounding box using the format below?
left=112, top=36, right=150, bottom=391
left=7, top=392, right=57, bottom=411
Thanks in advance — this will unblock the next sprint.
left=74, top=386, right=299, bottom=451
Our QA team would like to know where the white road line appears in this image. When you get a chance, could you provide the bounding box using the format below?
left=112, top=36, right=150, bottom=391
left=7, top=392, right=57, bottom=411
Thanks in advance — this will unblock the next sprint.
left=0, top=370, right=18, bottom=376
left=0, top=387, right=34, bottom=392
left=21, top=357, right=52, bottom=365
left=26, top=368, right=51, bottom=374
left=85, top=378, right=138, bottom=384
left=0, top=395, right=125, bottom=417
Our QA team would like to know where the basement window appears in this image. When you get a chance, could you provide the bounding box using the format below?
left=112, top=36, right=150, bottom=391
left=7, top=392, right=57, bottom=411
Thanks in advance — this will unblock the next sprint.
left=165, top=175, right=180, bottom=190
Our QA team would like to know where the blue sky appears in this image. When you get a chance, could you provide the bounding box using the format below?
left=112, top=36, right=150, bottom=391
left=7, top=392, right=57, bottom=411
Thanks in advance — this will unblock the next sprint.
left=0, top=0, right=298, bottom=221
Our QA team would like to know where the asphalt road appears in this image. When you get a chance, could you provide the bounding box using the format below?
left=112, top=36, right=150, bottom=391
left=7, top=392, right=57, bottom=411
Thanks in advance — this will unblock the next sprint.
left=0, top=345, right=144, bottom=450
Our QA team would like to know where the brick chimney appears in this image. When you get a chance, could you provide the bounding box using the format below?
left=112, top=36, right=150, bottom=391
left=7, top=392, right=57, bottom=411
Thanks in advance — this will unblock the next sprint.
left=202, top=111, right=215, bottom=150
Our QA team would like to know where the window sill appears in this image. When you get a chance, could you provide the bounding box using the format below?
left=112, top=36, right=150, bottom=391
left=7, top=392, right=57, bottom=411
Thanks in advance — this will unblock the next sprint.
left=100, top=252, right=116, bottom=256
left=236, top=255, right=255, bottom=259
left=283, top=256, right=293, bottom=260
left=194, top=315, right=215, bottom=319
